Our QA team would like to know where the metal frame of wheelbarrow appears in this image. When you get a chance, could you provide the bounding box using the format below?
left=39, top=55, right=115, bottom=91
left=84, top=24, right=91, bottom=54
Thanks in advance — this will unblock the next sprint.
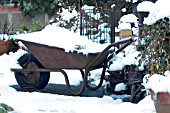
left=11, top=38, right=134, bottom=96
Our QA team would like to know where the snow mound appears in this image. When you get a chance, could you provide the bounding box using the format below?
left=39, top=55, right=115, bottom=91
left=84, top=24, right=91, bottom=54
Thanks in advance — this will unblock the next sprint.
left=144, top=73, right=170, bottom=93
left=14, top=25, right=109, bottom=55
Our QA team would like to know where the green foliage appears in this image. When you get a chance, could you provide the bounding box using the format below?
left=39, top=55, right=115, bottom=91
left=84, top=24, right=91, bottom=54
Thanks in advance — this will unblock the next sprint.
left=19, top=26, right=29, bottom=33
left=0, top=103, right=14, bottom=113
left=1, top=0, right=127, bottom=17
left=141, top=18, right=170, bottom=74
left=50, top=12, right=80, bottom=32
left=19, top=20, right=44, bottom=33
left=83, top=0, right=125, bottom=6
left=12, top=0, right=77, bottom=17
left=0, top=0, right=10, bottom=5
left=18, top=0, right=61, bottom=17
left=10, top=39, right=19, bottom=53
left=83, top=0, right=106, bottom=6
left=31, top=20, right=44, bottom=32
left=0, top=106, right=7, bottom=113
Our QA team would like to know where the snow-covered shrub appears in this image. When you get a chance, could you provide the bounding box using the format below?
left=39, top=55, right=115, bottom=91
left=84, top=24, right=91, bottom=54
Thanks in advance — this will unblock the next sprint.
left=49, top=8, right=80, bottom=33
left=141, top=18, right=170, bottom=74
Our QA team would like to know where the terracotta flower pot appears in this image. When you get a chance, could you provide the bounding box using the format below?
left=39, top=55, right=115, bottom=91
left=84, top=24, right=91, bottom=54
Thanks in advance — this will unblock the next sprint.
left=0, top=40, right=12, bottom=55
left=150, top=89, right=170, bottom=113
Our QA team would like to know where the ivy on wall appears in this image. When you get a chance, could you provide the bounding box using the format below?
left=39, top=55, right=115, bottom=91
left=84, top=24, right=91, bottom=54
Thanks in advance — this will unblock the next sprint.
left=0, top=0, right=158, bottom=17
left=1, top=0, right=127, bottom=17
left=141, top=18, right=170, bottom=74
left=0, top=0, right=78, bottom=17
left=13, top=0, right=69, bottom=17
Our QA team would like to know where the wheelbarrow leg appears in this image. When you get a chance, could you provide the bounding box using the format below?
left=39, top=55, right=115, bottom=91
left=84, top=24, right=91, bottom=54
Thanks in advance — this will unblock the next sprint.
left=79, top=69, right=85, bottom=79
left=85, top=60, right=107, bottom=90
left=59, top=69, right=87, bottom=96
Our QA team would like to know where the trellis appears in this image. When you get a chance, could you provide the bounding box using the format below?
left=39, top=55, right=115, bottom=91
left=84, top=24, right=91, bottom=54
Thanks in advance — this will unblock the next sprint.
left=80, top=7, right=116, bottom=44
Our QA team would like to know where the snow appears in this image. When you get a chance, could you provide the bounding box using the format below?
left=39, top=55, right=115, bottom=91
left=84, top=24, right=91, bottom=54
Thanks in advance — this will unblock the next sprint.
left=118, top=23, right=131, bottom=30
left=119, top=14, right=138, bottom=25
left=140, top=0, right=170, bottom=25
left=114, top=83, right=127, bottom=92
left=136, top=0, right=170, bottom=94
left=108, top=45, right=143, bottom=71
left=164, top=71, right=170, bottom=77
left=81, top=5, right=101, bottom=20
left=50, top=8, right=78, bottom=24
left=137, top=1, right=155, bottom=12
left=0, top=50, right=27, bottom=76
left=118, top=14, right=138, bottom=36
left=0, top=54, right=156, bottom=113
left=118, top=14, right=138, bottom=31
left=125, top=0, right=138, bottom=3
left=119, top=0, right=170, bottom=34
left=13, top=25, right=109, bottom=55
left=1, top=0, right=170, bottom=112
left=144, top=73, right=170, bottom=94
left=0, top=49, right=156, bottom=113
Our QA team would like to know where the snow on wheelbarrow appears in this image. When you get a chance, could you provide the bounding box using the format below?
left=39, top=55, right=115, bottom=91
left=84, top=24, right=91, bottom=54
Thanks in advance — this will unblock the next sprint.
left=11, top=37, right=134, bottom=96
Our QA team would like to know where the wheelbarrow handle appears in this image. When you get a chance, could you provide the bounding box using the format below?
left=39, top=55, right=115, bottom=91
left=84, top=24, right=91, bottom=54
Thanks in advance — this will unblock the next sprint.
left=115, top=39, right=134, bottom=54
left=106, top=40, right=134, bottom=62
left=86, top=38, right=135, bottom=69
left=84, top=38, right=135, bottom=90
left=109, top=38, right=135, bottom=50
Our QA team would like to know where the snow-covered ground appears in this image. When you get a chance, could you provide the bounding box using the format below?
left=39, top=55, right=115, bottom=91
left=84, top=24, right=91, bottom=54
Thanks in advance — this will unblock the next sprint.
left=1, top=0, right=170, bottom=112
left=0, top=17, right=155, bottom=113
left=0, top=23, right=154, bottom=113
left=0, top=50, right=156, bottom=113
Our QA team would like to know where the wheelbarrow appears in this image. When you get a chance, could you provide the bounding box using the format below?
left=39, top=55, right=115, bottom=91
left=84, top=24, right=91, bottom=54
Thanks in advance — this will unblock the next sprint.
left=11, top=38, right=134, bottom=96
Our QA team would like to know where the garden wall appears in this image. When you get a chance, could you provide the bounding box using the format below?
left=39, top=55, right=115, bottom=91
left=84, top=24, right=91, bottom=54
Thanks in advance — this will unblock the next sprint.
left=0, top=5, right=48, bottom=33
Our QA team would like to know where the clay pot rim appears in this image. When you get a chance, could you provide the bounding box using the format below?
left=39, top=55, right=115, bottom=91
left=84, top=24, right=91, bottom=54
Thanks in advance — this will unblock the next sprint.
left=150, top=89, right=170, bottom=105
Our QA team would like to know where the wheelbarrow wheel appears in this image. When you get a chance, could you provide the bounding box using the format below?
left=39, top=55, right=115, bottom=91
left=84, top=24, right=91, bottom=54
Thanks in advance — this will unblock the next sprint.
left=14, top=53, right=50, bottom=92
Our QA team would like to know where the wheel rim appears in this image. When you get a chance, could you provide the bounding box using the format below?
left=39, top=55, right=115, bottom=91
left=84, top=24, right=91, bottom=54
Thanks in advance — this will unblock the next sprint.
left=22, top=62, right=40, bottom=84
